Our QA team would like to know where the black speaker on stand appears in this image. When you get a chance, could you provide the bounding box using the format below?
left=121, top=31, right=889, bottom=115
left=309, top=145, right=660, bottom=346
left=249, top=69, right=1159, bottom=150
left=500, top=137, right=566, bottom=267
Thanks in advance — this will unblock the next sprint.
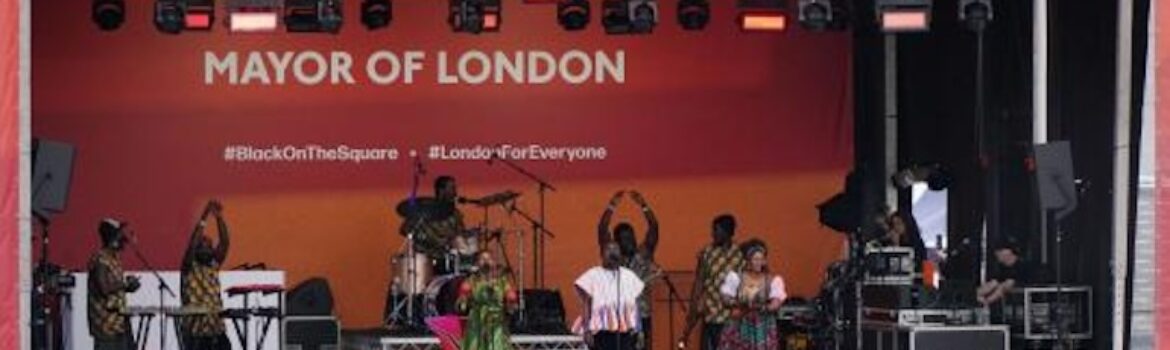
left=30, top=139, right=76, bottom=350
left=1032, top=141, right=1079, bottom=349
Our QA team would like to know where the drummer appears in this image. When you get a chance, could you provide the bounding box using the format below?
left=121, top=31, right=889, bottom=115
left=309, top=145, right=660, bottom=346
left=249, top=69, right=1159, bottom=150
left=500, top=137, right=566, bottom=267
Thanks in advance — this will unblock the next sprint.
left=400, top=175, right=469, bottom=275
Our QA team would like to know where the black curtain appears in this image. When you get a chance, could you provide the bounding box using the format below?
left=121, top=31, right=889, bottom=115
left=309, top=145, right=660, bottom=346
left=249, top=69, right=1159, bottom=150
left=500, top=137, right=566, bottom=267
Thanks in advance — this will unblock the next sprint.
left=850, top=0, right=1147, bottom=348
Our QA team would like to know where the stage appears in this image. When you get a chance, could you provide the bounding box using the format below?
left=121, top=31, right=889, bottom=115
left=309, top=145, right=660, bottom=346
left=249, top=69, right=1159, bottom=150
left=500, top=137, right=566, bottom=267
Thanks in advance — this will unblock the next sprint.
left=342, top=330, right=587, bottom=350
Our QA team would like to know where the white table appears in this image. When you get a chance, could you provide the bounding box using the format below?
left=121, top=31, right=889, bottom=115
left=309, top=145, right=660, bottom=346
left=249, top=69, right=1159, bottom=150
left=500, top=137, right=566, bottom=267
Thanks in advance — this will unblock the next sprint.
left=65, top=271, right=285, bottom=350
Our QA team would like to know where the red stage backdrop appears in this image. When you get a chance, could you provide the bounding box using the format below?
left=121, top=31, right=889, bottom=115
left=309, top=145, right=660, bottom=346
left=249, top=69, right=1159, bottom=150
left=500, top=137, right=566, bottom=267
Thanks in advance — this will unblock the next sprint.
left=31, top=0, right=853, bottom=340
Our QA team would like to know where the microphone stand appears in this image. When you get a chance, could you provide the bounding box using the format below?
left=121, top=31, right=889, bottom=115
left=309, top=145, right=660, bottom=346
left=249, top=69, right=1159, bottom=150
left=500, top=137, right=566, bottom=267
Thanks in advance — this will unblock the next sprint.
left=505, top=200, right=557, bottom=330
left=490, top=154, right=556, bottom=288
left=127, top=237, right=177, bottom=350
left=659, top=274, right=689, bottom=347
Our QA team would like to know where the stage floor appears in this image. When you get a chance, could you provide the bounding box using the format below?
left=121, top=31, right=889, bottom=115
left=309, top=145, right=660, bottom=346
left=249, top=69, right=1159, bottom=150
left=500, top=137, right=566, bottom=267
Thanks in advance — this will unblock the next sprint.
left=343, top=329, right=588, bottom=350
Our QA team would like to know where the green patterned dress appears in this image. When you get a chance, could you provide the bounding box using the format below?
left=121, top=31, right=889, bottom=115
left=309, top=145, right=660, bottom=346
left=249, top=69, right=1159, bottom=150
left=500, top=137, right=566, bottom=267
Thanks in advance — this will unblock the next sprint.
left=459, top=273, right=515, bottom=350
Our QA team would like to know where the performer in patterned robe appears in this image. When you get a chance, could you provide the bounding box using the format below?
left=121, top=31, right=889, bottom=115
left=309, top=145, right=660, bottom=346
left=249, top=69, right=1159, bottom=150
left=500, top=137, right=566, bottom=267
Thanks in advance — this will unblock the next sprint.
left=718, top=239, right=786, bottom=350
left=458, top=250, right=518, bottom=350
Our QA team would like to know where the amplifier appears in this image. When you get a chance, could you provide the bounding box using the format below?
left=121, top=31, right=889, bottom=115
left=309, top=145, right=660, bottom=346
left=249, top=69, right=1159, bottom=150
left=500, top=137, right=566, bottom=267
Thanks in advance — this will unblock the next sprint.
left=864, top=246, right=920, bottom=285
left=998, top=286, right=1092, bottom=341
left=863, top=307, right=987, bottom=327
left=284, top=316, right=340, bottom=350
left=862, top=323, right=1009, bottom=350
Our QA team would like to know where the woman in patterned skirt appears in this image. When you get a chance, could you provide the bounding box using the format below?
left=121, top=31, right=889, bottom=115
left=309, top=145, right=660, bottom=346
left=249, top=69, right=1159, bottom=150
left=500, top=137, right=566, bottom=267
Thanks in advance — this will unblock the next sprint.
left=458, top=250, right=519, bottom=350
left=718, top=239, right=787, bottom=350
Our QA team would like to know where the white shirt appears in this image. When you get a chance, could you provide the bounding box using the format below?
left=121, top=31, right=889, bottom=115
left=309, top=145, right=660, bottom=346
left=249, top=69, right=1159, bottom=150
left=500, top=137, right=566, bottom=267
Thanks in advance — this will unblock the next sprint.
left=719, top=271, right=787, bottom=302
left=573, top=266, right=645, bottom=333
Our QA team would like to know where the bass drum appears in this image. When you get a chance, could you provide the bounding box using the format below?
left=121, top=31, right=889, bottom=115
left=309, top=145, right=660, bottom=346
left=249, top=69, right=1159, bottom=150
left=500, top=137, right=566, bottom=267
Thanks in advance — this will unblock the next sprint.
left=424, top=274, right=466, bottom=317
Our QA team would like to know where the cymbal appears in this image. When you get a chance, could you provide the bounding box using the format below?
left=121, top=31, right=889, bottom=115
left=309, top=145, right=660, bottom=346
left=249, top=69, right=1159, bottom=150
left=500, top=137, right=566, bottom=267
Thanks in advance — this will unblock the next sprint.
left=395, top=197, right=455, bottom=219
left=462, top=190, right=521, bottom=207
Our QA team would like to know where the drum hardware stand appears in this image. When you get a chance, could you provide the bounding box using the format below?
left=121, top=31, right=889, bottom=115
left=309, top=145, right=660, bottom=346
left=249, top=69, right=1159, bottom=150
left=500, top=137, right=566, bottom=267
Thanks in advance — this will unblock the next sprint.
left=386, top=154, right=429, bottom=332
left=388, top=217, right=430, bottom=332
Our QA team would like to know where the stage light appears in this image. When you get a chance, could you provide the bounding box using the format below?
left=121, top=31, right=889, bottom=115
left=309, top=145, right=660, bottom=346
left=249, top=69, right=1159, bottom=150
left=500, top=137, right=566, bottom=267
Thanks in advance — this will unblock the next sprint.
left=155, top=0, right=215, bottom=33
left=155, top=0, right=185, bottom=33
left=228, top=0, right=281, bottom=33
left=959, top=0, right=992, bottom=31
left=876, top=0, right=931, bottom=32
left=677, top=0, right=710, bottom=31
left=285, top=0, right=343, bottom=33
left=628, top=0, right=658, bottom=33
left=601, top=0, right=631, bottom=34
left=361, top=0, right=392, bottom=30
left=450, top=0, right=502, bottom=34
left=183, top=0, right=215, bottom=30
left=737, top=0, right=786, bottom=32
left=92, top=0, right=126, bottom=31
left=601, top=0, right=654, bottom=35
left=557, top=0, right=590, bottom=31
left=738, top=12, right=786, bottom=31
left=798, top=0, right=831, bottom=30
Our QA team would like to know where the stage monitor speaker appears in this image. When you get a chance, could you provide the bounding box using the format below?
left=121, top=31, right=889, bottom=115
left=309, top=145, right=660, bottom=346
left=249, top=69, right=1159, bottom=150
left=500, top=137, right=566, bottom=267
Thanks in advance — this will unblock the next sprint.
left=30, top=139, right=75, bottom=215
left=1033, top=141, right=1077, bottom=220
left=515, top=289, right=568, bottom=334
left=283, top=316, right=340, bottom=350
left=287, top=277, right=335, bottom=316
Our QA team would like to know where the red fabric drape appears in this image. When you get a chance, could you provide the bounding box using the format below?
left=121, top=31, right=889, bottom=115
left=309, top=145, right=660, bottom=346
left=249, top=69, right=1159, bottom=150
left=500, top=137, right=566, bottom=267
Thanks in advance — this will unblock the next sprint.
left=0, top=0, right=22, bottom=348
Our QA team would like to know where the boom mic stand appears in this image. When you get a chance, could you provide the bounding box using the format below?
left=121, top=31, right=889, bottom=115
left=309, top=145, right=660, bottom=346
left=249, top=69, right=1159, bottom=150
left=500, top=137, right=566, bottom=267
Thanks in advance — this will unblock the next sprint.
left=488, top=153, right=556, bottom=288
left=505, top=200, right=557, bottom=330
left=126, top=234, right=178, bottom=350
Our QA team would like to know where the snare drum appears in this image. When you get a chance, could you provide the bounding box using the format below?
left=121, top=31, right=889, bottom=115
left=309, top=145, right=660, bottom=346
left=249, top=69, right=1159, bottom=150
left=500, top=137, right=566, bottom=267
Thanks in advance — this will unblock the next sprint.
left=393, top=252, right=433, bottom=295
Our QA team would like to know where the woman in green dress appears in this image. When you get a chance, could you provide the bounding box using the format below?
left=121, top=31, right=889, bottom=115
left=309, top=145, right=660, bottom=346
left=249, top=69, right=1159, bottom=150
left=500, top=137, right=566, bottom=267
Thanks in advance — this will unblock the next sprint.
left=458, top=250, right=519, bottom=350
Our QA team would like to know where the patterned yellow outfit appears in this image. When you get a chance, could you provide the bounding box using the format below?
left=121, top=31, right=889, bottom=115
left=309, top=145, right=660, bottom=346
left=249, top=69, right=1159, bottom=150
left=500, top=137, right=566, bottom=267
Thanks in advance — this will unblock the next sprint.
left=181, top=261, right=226, bottom=336
left=87, top=248, right=128, bottom=339
left=697, top=244, right=744, bottom=324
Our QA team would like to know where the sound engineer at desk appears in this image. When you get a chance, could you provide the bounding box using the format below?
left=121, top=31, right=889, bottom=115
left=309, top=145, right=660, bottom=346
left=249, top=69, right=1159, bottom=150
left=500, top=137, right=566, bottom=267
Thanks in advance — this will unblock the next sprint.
left=977, top=242, right=1045, bottom=305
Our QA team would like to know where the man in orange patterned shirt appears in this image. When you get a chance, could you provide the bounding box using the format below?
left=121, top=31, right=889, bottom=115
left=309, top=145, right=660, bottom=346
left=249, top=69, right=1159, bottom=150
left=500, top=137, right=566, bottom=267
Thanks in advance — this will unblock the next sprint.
left=680, top=214, right=743, bottom=350
left=181, top=200, right=231, bottom=350
left=87, top=219, right=140, bottom=350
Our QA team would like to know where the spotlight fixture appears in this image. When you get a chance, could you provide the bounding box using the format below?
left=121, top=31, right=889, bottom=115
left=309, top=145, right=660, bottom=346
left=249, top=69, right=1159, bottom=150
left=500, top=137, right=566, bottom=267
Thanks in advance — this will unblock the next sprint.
left=628, top=0, right=658, bottom=33
left=737, top=0, right=787, bottom=32
left=875, top=0, right=931, bottom=32
left=797, top=0, right=831, bottom=30
left=677, top=0, right=709, bottom=31
left=450, top=0, right=502, bottom=34
left=601, top=0, right=631, bottom=34
left=155, top=0, right=215, bottom=34
left=228, top=0, right=281, bottom=33
left=361, top=0, right=393, bottom=30
left=958, top=0, right=992, bottom=31
left=92, top=0, right=126, bottom=31
left=557, top=0, right=590, bottom=31
left=285, top=0, right=343, bottom=33
left=602, top=0, right=655, bottom=34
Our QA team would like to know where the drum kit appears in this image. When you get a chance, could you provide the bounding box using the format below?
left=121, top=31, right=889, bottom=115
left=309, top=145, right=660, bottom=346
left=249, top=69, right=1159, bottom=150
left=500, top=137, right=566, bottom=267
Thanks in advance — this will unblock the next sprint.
left=385, top=190, right=522, bottom=331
